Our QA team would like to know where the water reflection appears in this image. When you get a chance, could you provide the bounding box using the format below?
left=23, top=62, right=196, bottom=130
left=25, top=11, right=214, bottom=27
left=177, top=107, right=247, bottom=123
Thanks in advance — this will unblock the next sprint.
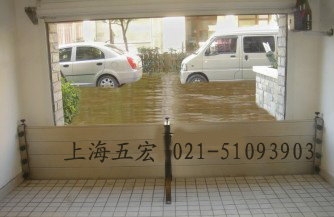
left=71, top=73, right=275, bottom=125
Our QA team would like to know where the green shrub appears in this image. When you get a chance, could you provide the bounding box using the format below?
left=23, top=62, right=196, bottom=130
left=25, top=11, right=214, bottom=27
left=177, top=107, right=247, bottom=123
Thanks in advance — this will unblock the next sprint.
left=266, top=51, right=278, bottom=69
left=138, top=47, right=187, bottom=73
left=61, top=78, right=80, bottom=124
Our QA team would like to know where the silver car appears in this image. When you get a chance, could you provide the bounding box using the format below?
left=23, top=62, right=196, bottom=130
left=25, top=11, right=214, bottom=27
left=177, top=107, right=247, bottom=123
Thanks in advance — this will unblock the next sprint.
left=59, top=42, right=142, bottom=88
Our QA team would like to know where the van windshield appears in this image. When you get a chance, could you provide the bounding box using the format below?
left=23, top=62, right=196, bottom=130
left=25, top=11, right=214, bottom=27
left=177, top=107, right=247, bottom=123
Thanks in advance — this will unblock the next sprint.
left=193, top=37, right=214, bottom=55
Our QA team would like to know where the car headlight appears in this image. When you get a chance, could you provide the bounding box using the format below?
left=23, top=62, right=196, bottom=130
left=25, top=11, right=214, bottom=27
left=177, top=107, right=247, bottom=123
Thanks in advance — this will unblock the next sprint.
left=182, top=63, right=187, bottom=71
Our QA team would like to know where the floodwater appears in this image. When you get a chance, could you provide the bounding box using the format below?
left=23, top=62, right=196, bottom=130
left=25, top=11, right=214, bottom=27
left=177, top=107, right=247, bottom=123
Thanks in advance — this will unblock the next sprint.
left=71, top=73, right=275, bottom=125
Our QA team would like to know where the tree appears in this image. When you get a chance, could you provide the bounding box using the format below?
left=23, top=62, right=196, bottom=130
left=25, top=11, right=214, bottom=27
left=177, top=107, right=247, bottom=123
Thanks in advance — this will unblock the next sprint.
left=102, top=20, right=115, bottom=44
left=108, top=20, right=114, bottom=44
left=111, top=19, right=133, bottom=51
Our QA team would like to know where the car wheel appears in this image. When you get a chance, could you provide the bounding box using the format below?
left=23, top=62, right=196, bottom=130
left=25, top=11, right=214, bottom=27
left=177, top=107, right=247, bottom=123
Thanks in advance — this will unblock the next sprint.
left=187, top=74, right=208, bottom=83
left=97, top=75, right=119, bottom=88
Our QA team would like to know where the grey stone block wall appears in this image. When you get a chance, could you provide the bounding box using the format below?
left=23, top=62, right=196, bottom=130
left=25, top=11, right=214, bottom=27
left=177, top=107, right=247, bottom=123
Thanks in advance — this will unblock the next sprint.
left=275, top=15, right=287, bottom=120
left=256, top=15, right=287, bottom=120
left=256, top=74, right=278, bottom=116
left=48, top=23, right=64, bottom=126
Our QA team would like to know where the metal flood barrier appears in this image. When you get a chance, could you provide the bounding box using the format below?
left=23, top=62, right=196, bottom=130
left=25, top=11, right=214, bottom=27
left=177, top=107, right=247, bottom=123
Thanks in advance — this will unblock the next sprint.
left=18, top=115, right=323, bottom=204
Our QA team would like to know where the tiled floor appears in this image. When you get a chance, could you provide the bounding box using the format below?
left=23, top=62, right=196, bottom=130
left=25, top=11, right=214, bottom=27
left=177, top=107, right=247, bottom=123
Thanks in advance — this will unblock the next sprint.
left=0, top=175, right=334, bottom=217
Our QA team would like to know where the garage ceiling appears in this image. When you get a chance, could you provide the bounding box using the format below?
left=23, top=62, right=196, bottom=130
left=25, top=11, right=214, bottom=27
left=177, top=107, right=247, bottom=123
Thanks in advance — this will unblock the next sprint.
left=37, top=0, right=295, bottom=22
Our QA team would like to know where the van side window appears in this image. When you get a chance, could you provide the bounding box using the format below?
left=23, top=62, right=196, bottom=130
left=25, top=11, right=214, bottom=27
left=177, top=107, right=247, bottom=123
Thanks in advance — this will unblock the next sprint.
left=243, top=36, right=275, bottom=53
left=207, top=37, right=237, bottom=56
left=59, top=48, right=72, bottom=62
left=76, top=47, right=105, bottom=61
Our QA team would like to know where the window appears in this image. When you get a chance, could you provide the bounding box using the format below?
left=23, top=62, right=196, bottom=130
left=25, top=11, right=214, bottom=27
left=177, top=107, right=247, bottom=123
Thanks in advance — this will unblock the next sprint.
left=59, top=48, right=72, bottom=62
left=207, top=37, right=237, bottom=56
left=243, top=36, right=275, bottom=53
left=76, top=47, right=105, bottom=61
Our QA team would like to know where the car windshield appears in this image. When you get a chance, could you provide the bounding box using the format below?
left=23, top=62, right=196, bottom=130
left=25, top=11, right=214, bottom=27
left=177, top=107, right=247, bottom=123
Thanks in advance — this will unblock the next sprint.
left=193, top=37, right=214, bottom=55
left=105, top=44, right=125, bottom=55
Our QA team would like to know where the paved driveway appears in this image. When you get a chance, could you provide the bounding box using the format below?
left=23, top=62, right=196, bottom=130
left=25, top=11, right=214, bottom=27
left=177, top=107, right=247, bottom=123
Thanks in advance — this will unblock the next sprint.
left=72, top=73, right=274, bottom=125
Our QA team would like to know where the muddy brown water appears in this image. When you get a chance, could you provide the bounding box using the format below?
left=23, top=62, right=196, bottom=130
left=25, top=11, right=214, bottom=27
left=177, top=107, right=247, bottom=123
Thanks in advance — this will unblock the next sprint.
left=71, top=73, right=275, bottom=125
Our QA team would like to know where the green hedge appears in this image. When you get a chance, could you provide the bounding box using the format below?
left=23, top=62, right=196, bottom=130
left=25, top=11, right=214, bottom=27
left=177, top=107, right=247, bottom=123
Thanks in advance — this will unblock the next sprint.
left=61, top=78, right=80, bottom=124
left=138, top=47, right=187, bottom=73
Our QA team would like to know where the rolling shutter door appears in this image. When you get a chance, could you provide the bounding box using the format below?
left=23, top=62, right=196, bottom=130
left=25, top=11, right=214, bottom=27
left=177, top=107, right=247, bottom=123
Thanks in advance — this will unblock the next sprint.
left=37, top=0, right=295, bottom=22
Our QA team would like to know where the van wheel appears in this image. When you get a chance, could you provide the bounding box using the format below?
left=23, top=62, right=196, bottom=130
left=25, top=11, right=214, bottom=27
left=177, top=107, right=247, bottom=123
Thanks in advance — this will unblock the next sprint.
left=97, top=75, right=119, bottom=88
left=187, top=74, right=208, bottom=83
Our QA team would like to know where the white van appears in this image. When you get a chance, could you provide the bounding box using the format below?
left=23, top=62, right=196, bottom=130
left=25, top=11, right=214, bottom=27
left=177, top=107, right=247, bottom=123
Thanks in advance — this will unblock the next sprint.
left=180, top=28, right=278, bottom=84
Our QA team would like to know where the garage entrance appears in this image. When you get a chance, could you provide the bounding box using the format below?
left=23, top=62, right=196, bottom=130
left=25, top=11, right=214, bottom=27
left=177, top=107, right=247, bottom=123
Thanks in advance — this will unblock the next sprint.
left=47, top=14, right=285, bottom=126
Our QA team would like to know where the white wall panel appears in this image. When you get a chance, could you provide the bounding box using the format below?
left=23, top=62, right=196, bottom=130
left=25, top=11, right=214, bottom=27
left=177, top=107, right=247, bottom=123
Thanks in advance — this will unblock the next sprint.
left=0, top=0, right=22, bottom=195
left=318, top=0, right=334, bottom=185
